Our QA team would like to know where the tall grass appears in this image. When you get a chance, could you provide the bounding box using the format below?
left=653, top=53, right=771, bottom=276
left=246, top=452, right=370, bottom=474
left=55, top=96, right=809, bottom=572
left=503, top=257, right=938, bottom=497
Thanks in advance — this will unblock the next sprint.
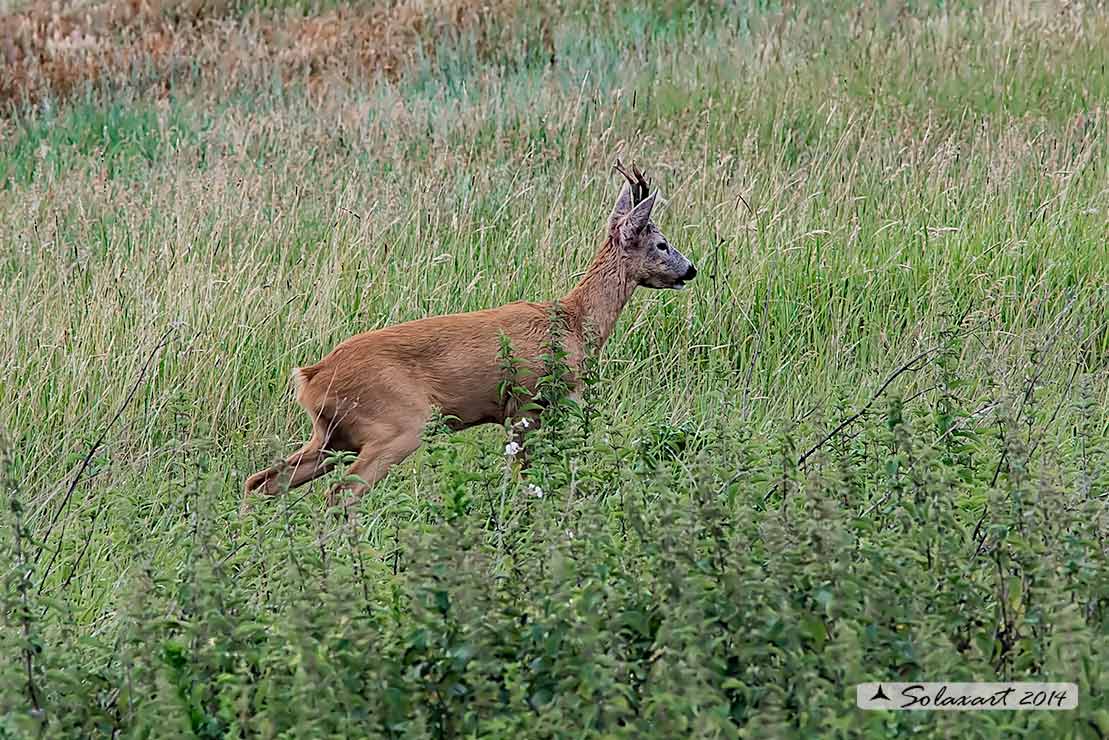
left=0, top=0, right=1107, bottom=736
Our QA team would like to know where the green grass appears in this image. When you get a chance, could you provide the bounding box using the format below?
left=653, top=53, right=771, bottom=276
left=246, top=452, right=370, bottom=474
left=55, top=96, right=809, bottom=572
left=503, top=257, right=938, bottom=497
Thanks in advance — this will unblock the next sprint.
left=1, top=1, right=1107, bottom=737
left=1, top=100, right=206, bottom=186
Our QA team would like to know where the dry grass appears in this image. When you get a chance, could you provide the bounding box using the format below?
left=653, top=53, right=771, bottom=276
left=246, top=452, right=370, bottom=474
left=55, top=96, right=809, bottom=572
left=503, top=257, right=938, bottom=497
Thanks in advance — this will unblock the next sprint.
left=0, top=0, right=538, bottom=110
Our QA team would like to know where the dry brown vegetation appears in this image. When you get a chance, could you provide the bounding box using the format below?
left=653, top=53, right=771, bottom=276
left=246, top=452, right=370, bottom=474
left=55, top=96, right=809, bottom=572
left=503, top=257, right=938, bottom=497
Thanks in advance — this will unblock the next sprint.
left=0, top=0, right=536, bottom=110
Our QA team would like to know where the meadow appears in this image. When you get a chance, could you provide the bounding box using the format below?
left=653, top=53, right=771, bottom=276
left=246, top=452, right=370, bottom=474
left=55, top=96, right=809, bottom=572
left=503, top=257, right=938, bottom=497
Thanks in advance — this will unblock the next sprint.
left=1, top=0, right=1107, bottom=736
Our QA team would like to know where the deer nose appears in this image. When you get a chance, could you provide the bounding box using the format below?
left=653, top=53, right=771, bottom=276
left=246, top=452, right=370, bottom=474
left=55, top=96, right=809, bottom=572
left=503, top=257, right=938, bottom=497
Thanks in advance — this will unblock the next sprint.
left=683, top=263, right=697, bottom=281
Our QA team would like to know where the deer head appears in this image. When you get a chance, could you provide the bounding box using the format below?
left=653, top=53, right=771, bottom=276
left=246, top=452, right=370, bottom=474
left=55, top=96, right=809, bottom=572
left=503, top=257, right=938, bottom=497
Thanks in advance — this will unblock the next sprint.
left=609, top=161, right=697, bottom=290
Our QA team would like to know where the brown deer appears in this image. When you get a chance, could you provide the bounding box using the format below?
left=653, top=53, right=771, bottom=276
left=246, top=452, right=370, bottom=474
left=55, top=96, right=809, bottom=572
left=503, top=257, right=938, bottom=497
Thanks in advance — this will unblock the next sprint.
left=244, top=162, right=696, bottom=509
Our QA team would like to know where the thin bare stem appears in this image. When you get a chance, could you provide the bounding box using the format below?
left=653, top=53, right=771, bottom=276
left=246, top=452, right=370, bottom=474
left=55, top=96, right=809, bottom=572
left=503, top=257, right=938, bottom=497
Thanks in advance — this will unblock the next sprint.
left=35, top=326, right=176, bottom=593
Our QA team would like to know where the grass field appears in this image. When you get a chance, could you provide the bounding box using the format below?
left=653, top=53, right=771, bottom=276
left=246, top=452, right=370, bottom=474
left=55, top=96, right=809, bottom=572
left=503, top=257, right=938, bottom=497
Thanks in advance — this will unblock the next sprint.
left=1, top=0, right=1108, bottom=737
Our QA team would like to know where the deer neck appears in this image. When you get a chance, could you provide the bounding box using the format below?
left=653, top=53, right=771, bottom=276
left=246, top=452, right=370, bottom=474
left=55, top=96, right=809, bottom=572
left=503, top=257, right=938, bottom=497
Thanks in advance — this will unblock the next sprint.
left=562, top=238, right=636, bottom=347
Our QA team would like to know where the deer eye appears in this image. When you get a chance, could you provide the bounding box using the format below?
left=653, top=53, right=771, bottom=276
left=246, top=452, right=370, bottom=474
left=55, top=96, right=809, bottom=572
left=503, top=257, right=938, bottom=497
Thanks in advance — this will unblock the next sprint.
left=657, top=242, right=669, bottom=252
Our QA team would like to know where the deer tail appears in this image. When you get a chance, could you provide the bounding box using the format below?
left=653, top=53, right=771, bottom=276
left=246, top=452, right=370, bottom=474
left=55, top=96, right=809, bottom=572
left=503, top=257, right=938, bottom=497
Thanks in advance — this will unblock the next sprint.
left=292, top=364, right=322, bottom=395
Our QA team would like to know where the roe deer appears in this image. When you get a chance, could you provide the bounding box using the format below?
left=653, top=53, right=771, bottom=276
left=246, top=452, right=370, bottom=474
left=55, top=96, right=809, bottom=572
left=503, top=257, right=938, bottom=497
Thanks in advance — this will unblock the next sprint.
left=244, top=162, right=696, bottom=509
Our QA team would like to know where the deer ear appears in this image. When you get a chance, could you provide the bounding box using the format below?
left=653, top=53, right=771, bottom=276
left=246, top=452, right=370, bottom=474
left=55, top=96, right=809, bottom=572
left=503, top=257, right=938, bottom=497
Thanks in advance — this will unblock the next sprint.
left=618, top=191, right=656, bottom=243
left=609, top=181, right=634, bottom=229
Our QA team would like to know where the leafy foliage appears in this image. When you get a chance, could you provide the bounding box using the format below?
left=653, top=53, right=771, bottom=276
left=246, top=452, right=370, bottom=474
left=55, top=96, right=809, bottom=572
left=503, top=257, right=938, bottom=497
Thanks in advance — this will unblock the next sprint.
left=2, top=340, right=1108, bottom=737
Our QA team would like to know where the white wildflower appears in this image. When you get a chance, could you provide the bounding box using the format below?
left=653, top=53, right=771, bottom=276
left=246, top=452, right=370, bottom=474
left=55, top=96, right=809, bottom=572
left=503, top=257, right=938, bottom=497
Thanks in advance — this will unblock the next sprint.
left=504, top=441, right=522, bottom=457
left=527, top=483, right=544, bottom=498
left=520, top=418, right=530, bottom=428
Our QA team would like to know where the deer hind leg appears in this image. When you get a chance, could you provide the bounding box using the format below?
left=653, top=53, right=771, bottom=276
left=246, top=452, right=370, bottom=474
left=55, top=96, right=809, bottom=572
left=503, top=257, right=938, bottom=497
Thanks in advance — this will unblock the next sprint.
left=244, top=440, right=333, bottom=493
left=243, top=417, right=348, bottom=506
left=326, top=424, right=424, bottom=511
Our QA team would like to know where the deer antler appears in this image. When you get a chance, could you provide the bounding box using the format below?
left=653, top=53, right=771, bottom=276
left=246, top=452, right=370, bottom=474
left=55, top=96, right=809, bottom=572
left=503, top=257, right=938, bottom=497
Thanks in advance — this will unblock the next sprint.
left=614, top=159, right=650, bottom=206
